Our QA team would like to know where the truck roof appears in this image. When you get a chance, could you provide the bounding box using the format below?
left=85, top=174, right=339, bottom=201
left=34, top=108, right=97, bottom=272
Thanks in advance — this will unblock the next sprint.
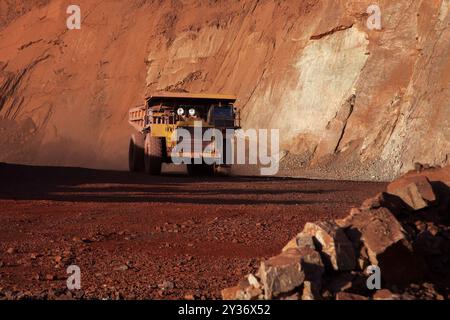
left=146, top=92, right=237, bottom=104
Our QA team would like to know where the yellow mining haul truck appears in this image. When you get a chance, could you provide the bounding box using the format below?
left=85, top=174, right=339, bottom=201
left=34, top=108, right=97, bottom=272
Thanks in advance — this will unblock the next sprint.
left=128, top=92, right=240, bottom=175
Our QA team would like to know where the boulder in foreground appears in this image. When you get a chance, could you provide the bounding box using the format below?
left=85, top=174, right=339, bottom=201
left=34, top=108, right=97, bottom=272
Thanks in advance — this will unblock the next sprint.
left=387, top=175, right=436, bottom=210
left=341, top=207, right=425, bottom=284
left=303, top=221, right=355, bottom=271
left=221, top=274, right=263, bottom=300
left=258, top=249, right=305, bottom=299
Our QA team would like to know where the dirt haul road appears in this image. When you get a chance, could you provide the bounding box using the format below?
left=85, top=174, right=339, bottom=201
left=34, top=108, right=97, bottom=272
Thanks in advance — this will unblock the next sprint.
left=0, top=163, right=385, bottom=300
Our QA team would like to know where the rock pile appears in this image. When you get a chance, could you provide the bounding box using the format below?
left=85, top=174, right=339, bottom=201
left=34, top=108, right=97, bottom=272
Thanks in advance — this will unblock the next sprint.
left=222, top=165, right=450, bottom=300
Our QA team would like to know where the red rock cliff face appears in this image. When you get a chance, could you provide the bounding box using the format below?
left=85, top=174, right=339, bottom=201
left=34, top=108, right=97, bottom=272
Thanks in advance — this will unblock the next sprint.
left=0, top=0, right=449, bottom=179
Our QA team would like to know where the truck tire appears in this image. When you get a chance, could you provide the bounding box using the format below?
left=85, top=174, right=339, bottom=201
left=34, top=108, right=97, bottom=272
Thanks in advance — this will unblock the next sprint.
left=187, top=163, right=216, bottom=176
left=144, top=134, right=162, bottom=175
left=128, top=133, right=145, bottom=172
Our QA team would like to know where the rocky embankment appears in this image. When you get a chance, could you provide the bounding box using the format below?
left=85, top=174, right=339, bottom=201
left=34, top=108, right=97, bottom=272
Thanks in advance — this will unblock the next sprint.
left=222, top=165, right=450, bottom=300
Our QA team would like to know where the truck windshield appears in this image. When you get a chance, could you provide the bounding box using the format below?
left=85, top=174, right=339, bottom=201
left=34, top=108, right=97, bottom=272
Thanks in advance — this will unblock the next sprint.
left=213, top=106, right=233, bottom=119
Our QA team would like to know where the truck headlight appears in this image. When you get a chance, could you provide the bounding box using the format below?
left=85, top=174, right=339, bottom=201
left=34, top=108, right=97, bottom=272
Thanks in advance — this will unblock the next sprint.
left=177, top=108, right=185, bottom=116
left=189, top=108, right=196, bottom=116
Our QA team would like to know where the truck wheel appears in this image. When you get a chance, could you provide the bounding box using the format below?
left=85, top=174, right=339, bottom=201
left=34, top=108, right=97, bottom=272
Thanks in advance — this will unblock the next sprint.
left=203, top=164, right=216, bottom=176
left=187, top=163, right=215, bottom=176
left=128, top=133, right=145, bottom=172
left=144, top=134, right=162, bottom=175
left=187, top=164, right=198, bottom=176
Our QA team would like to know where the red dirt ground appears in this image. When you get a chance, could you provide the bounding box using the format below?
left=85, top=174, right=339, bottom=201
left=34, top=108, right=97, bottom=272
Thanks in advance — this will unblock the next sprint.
left=0, top=163, right=386, bottom=300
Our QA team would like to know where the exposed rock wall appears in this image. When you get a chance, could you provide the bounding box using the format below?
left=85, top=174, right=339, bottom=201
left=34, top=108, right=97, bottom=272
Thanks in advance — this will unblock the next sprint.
left=0, top=0, right=449, bottom=179
left=0, top=0, right=50, bottom=30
